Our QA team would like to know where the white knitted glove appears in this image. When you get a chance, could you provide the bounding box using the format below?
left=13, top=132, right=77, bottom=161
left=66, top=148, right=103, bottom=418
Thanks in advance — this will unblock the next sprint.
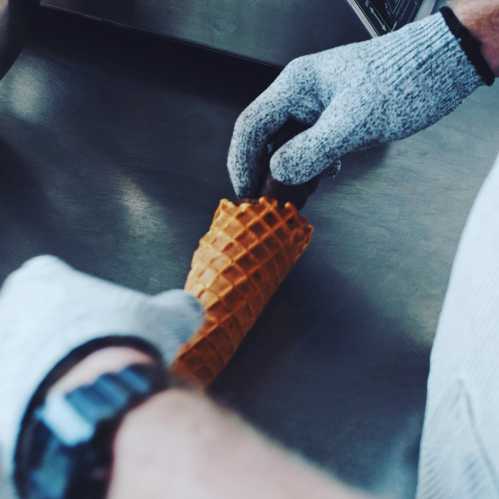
left=228, top=11, right=489, bottom=198
left=0, top=256, right=203, bottom=480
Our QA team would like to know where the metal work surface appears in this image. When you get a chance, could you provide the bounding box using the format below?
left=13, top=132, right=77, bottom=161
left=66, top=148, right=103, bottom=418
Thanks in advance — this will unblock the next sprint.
left=1, top=9, right=498, bottom=499
left=40, top=0, right=436, bottom=65
left=41, top=0, right=371, bottom=66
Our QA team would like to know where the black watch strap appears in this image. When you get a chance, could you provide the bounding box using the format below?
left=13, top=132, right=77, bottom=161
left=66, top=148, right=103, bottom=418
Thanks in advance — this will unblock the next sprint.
left=16, top=363, right=170, bottom=499
left=441, top=6, right=495, bottom=86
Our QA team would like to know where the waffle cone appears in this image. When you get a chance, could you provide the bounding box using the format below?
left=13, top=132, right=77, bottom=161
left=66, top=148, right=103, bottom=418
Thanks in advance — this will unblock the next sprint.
left=171, top=197, right=313, bottom=386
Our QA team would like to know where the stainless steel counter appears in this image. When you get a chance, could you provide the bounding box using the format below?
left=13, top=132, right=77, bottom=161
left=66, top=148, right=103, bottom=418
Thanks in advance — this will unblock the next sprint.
left=40, top=0, right=436, bottom=65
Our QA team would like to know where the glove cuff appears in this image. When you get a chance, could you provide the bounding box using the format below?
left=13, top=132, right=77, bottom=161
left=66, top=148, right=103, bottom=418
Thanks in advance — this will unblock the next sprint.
left=369, top=12, right=486, bottom=97
left=440, top=6, right=495, bottom=87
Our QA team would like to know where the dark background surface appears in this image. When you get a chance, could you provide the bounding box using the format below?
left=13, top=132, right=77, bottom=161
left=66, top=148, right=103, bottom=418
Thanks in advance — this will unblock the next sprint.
left=1, top=6, right=499, bottom=499
left=41, top=0, right=437, bottom=65
left=41, top=0, right=370, bottom=65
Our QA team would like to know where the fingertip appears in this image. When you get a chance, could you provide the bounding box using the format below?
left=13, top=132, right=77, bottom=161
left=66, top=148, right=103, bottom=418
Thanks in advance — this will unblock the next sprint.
left=227, top=156, right=261, bottom=200
left=227, top=113, right=264, bottom=199
left=154, top=288, right=203, bottom=311
left=153, top=289, right=204, bottom=332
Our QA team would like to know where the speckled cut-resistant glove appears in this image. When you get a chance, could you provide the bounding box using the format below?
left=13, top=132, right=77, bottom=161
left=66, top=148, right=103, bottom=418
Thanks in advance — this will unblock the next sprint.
left=228, top=11, right=488, bottom=198
left=0, top=256, right=203, bottom=481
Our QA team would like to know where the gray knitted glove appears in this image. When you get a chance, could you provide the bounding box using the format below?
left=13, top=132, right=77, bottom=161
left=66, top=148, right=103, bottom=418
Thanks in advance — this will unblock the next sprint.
left=0, top=256, right=203, bottom=480
left=228, top=12, right=486, bottom=198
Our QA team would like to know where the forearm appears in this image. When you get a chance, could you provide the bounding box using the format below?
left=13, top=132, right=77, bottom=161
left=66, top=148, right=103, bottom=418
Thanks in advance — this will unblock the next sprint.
left=50, top=348, right=368, bottom=499
left=110, top=389, right=368, bottom=499
left=452, top=0, right=499, bottom=74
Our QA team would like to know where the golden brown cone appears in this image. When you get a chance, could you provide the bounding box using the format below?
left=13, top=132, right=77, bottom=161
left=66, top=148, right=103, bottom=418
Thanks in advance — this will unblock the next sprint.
left=171, top=197, right=313, bottom=386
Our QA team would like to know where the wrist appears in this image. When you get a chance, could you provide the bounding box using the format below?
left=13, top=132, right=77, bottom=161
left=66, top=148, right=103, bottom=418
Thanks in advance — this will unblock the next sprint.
left=451, top=0, right=499, bottom=76
left=16, top=357, right=171, bottom=499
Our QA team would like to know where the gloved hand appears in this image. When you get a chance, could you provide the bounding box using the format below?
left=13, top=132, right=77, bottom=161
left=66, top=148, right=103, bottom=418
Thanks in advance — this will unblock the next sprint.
left=228, top=11, right=490, bottom=198
left=0, top=256, right=203, bottom=480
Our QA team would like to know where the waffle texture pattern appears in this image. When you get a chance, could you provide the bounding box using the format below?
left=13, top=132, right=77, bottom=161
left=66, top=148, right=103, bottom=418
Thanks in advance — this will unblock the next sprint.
left=172, top=198, right=313, bottom=386
left=0, top=256, right=203, bottom=482
left=228, top=12, right=486, bottom=198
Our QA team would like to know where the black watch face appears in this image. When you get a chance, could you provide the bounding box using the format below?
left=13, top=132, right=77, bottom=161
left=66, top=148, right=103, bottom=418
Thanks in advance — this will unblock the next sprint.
left=16, top=364, right=168, bottom=499
left=17, top=409, right=108, bottom=499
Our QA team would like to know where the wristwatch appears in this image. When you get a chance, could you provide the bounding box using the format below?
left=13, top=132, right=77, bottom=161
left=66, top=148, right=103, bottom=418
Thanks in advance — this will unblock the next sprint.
left=15, top=362, right=170, bottom=499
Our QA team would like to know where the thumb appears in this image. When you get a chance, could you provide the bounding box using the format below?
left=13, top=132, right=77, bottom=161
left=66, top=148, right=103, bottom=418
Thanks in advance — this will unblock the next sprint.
left=270, top=97, right=361, bottom=185
left=151, top=290, right=204, bottom=361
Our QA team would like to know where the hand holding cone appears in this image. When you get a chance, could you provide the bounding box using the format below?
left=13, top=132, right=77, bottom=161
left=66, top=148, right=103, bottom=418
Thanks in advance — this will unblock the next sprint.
left=171, top=197, right=313, bottom=386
